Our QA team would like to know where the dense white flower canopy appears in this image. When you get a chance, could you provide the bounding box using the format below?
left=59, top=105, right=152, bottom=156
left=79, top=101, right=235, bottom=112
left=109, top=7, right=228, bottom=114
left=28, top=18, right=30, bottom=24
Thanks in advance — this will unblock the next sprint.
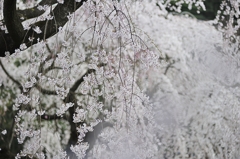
left=89, top=2, right=240, bottom=158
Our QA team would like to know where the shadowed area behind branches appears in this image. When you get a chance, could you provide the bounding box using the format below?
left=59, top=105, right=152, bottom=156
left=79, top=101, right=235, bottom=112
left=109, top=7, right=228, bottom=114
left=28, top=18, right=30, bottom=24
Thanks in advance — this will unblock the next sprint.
left=0, top=0, right=87, bottom=57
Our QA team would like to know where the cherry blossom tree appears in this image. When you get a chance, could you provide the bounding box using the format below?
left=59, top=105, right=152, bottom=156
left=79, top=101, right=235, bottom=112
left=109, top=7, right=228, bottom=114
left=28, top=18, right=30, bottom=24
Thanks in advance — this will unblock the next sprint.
left=0, top=0, right=240, bottom=159
left=0, top=0, right=158, bottom=158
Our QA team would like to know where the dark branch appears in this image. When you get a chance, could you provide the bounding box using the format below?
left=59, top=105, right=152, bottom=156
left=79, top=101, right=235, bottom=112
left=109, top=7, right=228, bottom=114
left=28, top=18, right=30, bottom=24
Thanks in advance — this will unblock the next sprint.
left=41, top=113, right=67, bottom=120
left=0, top=0, right=88, bottom=57
left=70, top=69, right=94, bottom=93
left=22, top=0, right=88, bottom=47
left=164, top=60, right=175, bottom=75
left=65, top=95, right=78, bottom=159
left=35, top=84, right=57, bottom=95
left=3, top=0, right=24, bottom=46
left=1, top=0, right=24, bottom=55
left=17, top=0, right=58, bottom=20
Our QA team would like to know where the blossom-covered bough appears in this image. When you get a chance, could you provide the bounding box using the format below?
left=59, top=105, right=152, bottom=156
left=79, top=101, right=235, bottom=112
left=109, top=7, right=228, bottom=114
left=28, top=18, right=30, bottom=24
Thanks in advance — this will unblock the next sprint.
left=0, top=0, right=240, bottom=159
